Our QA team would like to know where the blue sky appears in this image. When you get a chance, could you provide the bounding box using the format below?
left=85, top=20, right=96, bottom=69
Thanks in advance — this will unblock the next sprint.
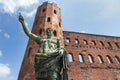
left=0, top=0, right=120, bottom=80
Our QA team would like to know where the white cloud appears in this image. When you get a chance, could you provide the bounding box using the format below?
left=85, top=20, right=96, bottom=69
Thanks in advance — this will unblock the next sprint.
left=0, top=0, right=39, bottom=14
left=17, top=0, right=38, bottom=8
left=0, top=50, right=2, bottom=57
left=22, top=9, right=37, bottom=18
left=4, top=33, right=10, bottom=39
left=0, top=0, right=16, bottom=13
left=0, top=64, right=11, bottom=78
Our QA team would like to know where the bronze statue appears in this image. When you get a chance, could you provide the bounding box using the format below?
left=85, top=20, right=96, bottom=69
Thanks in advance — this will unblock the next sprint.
left=19, top=13, right=69, bottom=80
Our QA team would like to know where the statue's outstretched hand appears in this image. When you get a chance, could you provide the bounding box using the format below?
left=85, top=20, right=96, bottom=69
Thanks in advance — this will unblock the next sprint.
left=19, top=13, right=24, bottom=23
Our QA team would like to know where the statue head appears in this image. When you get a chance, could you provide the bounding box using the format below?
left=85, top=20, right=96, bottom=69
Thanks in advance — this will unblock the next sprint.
left=46, top=27, right=54, bottom=38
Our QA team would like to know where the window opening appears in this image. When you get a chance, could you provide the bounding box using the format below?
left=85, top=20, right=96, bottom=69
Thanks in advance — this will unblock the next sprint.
left=39, top=29, right=42, bottom=35
left=91, top=40, right=96, bottom=45
left=42, top=8, right=46, bottom=12
left=75, top=39, right=79, bottom=44
left=54, top=30, right=57, bottom=36
left=66, top=38, right=70, bottom=43
left=88, top=54, right=94, bottom=63
left=115, top=56, right=120, bottom=64
left=115, top=43, right=120, bottom=48
left=83, top=40, right=88, bottom=45
left=54, top=10, right=57, bottom=14
left=78, top=54, right=84, bottom=63
left=98, top=55, right=104, bottom=64
left=68, top=54, right=73, bottom=62
left=106, top=55, right=113, bottom=64
left=47, top=17, right=51, bottom=22
left=108, top=42, right=112, bottom=47
left=100, top=41, right=104, bottom=46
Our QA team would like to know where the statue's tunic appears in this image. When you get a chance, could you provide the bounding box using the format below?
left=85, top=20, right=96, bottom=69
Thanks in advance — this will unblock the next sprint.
left=35, top=38, right=65, bottom=80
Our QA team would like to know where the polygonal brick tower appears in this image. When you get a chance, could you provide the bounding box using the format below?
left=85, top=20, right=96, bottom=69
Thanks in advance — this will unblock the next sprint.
left=18, top=2, right=63, bottom=80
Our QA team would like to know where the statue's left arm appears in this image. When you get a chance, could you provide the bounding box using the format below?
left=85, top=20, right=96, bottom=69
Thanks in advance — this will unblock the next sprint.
left=57, top=39, right=64, bottom=54
left=57, top=39, right=69, bottom=80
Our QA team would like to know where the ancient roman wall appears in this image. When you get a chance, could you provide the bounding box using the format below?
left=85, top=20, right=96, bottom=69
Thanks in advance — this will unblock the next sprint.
left=64, top=31, right=120, bottom=80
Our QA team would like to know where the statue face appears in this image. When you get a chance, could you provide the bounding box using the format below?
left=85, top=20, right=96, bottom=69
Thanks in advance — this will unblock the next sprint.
left=46, top=28, right=54, bottom=37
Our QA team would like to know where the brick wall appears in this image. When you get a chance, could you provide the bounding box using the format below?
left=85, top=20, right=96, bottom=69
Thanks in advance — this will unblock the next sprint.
left=64, top=31, right=120, bottom=80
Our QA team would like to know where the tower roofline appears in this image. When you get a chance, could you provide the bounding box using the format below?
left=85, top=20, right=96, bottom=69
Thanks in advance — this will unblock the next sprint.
left=41, top=1, right=60, bottom=8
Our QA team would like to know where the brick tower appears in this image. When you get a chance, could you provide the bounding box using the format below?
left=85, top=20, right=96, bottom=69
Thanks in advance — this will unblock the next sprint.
left=18, top=2, right=63, bottom=80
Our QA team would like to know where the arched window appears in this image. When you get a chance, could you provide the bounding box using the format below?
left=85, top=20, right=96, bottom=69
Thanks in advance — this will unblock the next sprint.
left=115, top=56, right=120, bottom=64
left=54, top=30, right=57, bottom=36
left=91, top=40, right=96, bottom=45
left=108, top=42, right=112, bottom=47
left=39, top=29, right=42, bottom=35
left=75, top=39, right=79, bottom=44
left=54, top=10, right=57, bottom=14
left=42, top=8, right=46, bottom=12
left=100, top=41, right=104, bottom=46
left=47, top=17, right=51, bottom=22
left=115, top=43, right=120, bottom=48
left=98, top=55, right=104, bottom=64
left=88, top=54, right=94, bottom=63
left=78, top=54, right=84, bottom=63
left=106, top=55, right=113, bottom=64
left=83, top=40, right=88, bottom=45
left=68, top=53, right=74, bottom=62
left=66, top=38, right=70, bottom=43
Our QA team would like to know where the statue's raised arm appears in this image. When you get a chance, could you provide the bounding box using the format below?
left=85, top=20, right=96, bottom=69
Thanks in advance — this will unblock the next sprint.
left=19, top=13, right=40, bottom=42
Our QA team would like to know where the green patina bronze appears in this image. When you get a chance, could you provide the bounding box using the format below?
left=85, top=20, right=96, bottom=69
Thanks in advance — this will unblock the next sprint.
left=19, top=13, right=69, bottom=80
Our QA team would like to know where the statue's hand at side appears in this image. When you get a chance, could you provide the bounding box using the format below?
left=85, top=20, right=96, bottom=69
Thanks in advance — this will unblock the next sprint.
left=19, top=13, right=24, bottom=24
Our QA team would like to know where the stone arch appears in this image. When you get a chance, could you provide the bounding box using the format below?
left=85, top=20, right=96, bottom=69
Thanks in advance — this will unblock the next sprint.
left=98, top=55, right=104, bottom=64
left=39, top=29, right=42, bottom=35
left=115, top=56, right=120, bottom=64
left=75, top=39, right=79, bottom=44
left=78, top=53, right=84, bottom=63
left=54, top=30, right=57, bottom=36
left=68, top=53, right=74, bottom=62
left=106, top=55, right=113, bottom=64
left=88, top=54, right=94, bottom=63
